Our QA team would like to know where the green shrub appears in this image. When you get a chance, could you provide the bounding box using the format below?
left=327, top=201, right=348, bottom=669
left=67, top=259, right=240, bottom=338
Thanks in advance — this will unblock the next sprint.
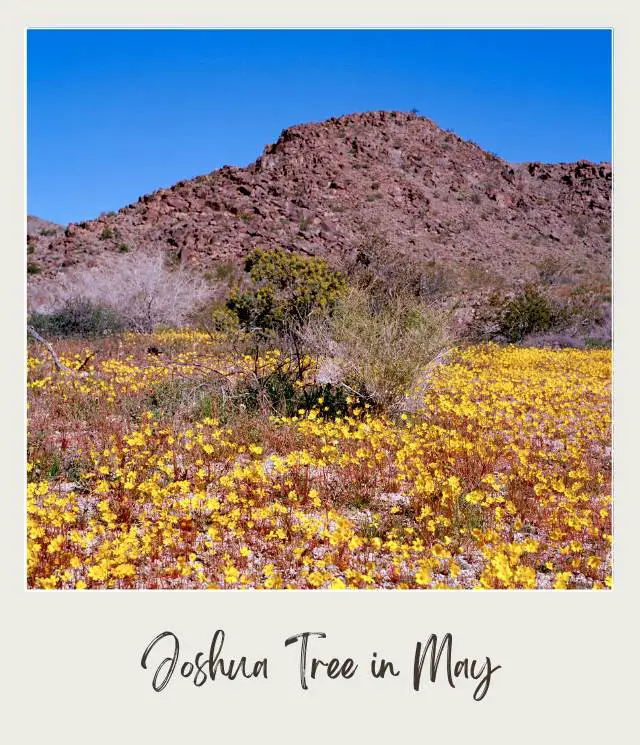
left=227, top=248, right=346, bottom=334
left=470, top=280, right=610, bottom=344
left=27, top=262, right=41, bottom=275
left=498, top=285, right=555, bottom=342
left=100, top=226, right=114, bottom=240
left=209, top=306, right=242, bottom=334
left=28, top=298, right=125, bottom=338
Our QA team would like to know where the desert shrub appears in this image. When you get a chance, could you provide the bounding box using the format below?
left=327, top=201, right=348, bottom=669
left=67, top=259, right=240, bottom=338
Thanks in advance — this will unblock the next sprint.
left=208, top=306, right=242, bottom=334
left=27, top=262, right=42, bottom=275
left=100, top=226, right=114, bottom=240
left=497, top=285, right=555, bottom=342
left=470, top=281, right=611, bottom=344
left=37, top=250, right=211, bottom=333
left=227, top=248, right=346, bottom=334
left=28, top=297, right=125, bottom=338
left=191, top=290, right=244, bottom=339
left=305, top=287, right=452, bottom=412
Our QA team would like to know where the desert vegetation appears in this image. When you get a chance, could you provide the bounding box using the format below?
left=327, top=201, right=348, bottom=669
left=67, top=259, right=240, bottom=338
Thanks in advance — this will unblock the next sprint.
left=26, top=245, right=611, bottom=590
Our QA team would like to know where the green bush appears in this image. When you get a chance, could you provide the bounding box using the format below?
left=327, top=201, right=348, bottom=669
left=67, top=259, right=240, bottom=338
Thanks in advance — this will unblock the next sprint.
left=209, top=306, right=242, bottom=334
left=28, top=298, right=125, bottom=338
left=470, top=280, right=610, bottom=344
left=227, top=248, right=346, bottom=333
left=497, top=285, right=555, bottom=342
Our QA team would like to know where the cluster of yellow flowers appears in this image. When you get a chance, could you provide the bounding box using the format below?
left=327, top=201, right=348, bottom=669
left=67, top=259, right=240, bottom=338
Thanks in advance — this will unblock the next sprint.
left=27, top=333, right=611, bottom=590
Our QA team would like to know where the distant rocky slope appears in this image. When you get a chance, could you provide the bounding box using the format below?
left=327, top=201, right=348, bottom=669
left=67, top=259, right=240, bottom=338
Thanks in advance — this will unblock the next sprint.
left=27, top=110, right=611, bottom=298
left=27, top=215, right=64, bottom=245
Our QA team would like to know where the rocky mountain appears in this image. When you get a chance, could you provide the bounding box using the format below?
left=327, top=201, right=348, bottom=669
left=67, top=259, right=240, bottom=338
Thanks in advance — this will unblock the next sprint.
left=27, top=110, right=611, bottom=296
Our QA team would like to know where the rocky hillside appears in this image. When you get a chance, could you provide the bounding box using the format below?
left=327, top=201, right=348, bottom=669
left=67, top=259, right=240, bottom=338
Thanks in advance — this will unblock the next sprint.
left=27, top=110, right=611, bottom=294
left=27, top=215, right=63, bottom=247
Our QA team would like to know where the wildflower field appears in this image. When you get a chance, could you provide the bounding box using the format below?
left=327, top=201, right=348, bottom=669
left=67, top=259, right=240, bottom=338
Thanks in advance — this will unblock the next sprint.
left=27, top=331, right=611, bottom=590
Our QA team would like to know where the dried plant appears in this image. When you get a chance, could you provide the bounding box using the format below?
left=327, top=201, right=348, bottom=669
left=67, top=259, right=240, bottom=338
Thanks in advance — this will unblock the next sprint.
left=30, top=250, right=212, bottom=332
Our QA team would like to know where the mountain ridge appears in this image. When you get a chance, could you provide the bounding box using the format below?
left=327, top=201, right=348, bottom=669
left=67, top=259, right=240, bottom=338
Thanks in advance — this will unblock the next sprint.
left=27, top=110, right=611, bottom=300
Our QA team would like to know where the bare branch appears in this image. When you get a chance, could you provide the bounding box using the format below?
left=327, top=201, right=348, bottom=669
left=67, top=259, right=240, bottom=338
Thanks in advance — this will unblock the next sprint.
left=27, top=325, right=89, bottom=377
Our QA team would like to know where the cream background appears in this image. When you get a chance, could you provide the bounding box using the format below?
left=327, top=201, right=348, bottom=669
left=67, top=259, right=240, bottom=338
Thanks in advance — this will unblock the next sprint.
left=2, top=4, right=638, bottom=742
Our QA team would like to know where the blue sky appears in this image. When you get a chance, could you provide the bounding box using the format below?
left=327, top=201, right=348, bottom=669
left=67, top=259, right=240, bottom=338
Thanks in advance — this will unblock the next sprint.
left=27, top=29, right=612, bottom=225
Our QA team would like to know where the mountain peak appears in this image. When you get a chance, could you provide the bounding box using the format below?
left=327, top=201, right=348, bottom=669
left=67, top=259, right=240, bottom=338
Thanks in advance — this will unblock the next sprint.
left=27, top=110, right=611, bottom=298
